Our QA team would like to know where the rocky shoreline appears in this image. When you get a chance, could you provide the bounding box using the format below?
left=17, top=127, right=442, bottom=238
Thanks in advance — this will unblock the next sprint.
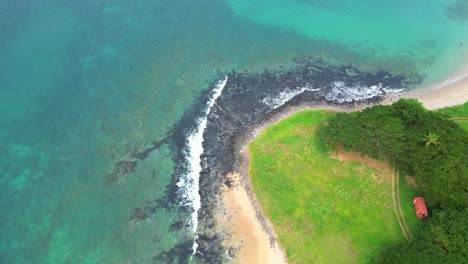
left=193, top=60, right=419, bottom=263
left=138, top=59, right=420, bottom=263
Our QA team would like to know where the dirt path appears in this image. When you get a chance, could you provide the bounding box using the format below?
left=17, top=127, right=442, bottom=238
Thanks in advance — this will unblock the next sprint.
left=391, top=163, right=413, bottom=240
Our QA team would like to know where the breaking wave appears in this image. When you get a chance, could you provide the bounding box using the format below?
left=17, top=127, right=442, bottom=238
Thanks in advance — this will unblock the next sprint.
left=325, top=81, right=388, bottom=103
left=176, top=76, right=228, bottom=255
left=262, top=85, right=320, bottom=109
left=262, top=81, right=404, bottom=109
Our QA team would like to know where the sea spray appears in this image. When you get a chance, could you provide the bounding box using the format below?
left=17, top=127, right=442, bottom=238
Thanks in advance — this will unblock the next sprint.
left=262, top=85, right=320, bottom=109
left=176, top=76, right=228, bottom=255
left=325, top=81, right=388, bottom=103
left=262, top=81, right=404, bottom=109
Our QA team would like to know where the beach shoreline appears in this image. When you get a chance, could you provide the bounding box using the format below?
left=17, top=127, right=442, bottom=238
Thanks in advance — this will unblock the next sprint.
left=216, top=103, right=362, bottom=264
left=402, top=70, right=468, bottom=110
left=218, top=72, right=467, bottom=263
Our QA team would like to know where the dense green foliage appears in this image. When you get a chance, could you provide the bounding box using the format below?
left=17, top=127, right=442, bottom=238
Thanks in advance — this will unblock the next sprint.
left=319, top=99, right=468, bottom=263
left=379, top=209, right=468, bottom=263
left=436, top=102, right=468, bottom=117
left=249, top=110, right=421, bottom=263
left=320, top=106, right=404, bottom=160
left=320, top=99, right=468, bottom=208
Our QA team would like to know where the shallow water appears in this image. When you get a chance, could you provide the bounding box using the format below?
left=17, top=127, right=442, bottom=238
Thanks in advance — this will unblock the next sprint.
left=0, top=0, right=467, bottom=263
left=226, top=0, right=468, bottom=84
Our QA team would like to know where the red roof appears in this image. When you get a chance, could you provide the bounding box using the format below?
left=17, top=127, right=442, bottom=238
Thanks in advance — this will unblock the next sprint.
left=413, top=197, right=428, bottom=219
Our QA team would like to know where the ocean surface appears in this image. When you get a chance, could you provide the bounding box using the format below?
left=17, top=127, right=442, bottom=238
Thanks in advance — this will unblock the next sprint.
left=0, top=0, right=467, bottom=263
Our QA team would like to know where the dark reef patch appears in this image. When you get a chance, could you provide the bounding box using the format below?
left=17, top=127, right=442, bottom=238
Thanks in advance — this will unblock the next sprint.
left=445, top=0, right=468, bottom=24
left=105, top=137, right=170, bottom=183
left=106, top=160, right=137, bottom=183
left=151, top=240, right=193, bottom=264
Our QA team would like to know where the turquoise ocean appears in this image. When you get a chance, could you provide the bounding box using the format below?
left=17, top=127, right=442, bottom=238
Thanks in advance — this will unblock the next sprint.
left=1, top=0, right=467, bottom=263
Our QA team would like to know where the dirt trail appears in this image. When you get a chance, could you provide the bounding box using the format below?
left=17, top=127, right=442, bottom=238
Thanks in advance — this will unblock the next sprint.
left=391, top=163, right=413, bottom=240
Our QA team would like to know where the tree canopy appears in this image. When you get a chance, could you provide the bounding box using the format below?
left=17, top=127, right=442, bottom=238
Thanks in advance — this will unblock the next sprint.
left=319, top=99, right=468, bottom=262
left=319, top=99, right=468, bottom=208
left=378, top=209, right=468, bottom=263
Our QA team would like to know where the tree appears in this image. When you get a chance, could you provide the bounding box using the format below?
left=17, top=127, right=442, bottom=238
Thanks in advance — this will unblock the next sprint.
left=424, top=209, right=468, bottom=254
left=379, top=209, right=468, bottom=264
left=378, top=240, right=452, bottom=264
left=423, top=132, right=440, bottom=146
left=391, top=98, right=427, bottom=127
left=320, top=105, right=404, bottom=160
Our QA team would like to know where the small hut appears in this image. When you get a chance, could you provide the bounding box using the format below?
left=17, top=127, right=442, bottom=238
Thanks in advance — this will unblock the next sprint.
left=413, top=197, right=428, bottom=219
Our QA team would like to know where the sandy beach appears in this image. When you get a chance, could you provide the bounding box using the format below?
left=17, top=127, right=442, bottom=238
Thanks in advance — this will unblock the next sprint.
left=217, top=72, right=468, bottom=264
left=404, top=74, right=468, bottom=110
left=217, top=172, right=286, bottom=264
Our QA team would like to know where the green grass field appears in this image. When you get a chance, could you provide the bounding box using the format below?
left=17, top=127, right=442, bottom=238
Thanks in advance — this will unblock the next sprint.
left=249, top=110, right=421, bottom=263
left=453, top=119, right=468, bottom=131
left=437, top=102, right=468, bottom=131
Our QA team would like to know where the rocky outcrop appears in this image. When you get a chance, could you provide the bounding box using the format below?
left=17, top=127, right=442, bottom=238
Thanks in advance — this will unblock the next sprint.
left=192, top=59, right=420, bottom=262
left=145, top=58, right=421, bottom=263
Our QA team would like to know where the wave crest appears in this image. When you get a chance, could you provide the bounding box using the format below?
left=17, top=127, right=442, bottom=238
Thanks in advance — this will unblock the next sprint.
left=176, top=76, right=228, bottom=255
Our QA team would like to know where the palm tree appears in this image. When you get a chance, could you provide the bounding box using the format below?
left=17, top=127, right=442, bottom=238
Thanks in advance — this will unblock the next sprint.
left=422, top=132, right=440, bottom=146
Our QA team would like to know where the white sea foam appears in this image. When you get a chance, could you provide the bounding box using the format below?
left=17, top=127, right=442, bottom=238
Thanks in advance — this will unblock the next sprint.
left=263, top=82, right=399, bottom=107
left=176, top=76, right=228, bottom=255
left=384, top=87, right=404, bottom=93
left=325, top=81, right=388, bottom=103
left=262, top=86, right=321, bottom=109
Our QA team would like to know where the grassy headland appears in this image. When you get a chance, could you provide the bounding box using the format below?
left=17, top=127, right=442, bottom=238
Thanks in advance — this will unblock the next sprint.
left=248, top=100, right=467, bottom=263
left=249, top=110, right=421, bottom=263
